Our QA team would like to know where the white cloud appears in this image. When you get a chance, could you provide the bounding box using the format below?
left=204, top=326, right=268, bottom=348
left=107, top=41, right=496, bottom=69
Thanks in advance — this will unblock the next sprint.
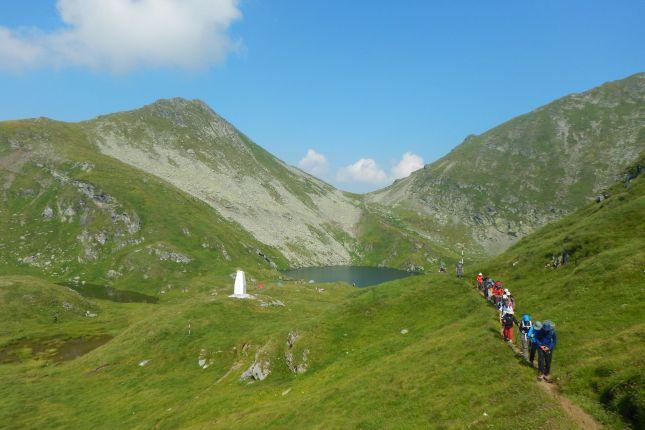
left=0, top=0, right=242, bottom=72
left=390, top=152, right=424, bottom=180
left=0, top=28, right=44, bottom=72
left=336, top=158, right=388, bottom=185
left=298, top=149, right=329, bottom=177
left=335, top=152, right=425, bottom=190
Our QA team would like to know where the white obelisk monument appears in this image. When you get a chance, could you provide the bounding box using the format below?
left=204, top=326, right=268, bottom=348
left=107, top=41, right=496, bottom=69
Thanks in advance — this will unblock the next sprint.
left=230, top=270, right=252, bottom=298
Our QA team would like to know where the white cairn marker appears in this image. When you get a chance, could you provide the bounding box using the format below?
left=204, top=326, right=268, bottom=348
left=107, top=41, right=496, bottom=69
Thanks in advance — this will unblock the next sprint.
left=230, top=270, right=252, bottom=299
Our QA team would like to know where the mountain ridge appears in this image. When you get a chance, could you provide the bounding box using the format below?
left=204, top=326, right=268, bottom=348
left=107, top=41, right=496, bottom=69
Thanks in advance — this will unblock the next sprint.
left=369, top=72, right=645, bottom=254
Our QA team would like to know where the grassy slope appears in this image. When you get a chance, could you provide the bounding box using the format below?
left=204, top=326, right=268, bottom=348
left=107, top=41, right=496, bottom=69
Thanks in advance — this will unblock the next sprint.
left=481, top=162, right=645, bottom=428
left=0, top=119, right=287, bottom=293
left=0, top=273, right=579, bottom=429
left=353, top=203, right=463, bottom=270
left=370, top=73, right=645, bottom=253
left=1, top=113, right=455, bottom=274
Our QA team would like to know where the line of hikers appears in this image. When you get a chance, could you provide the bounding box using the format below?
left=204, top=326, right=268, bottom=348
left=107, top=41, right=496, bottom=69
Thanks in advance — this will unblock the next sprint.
left=475, top=273, right=557, bottom=382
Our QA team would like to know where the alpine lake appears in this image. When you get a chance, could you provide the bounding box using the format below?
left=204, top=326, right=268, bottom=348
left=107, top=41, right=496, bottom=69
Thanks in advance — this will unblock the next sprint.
left=282, top=265, right=417, bottom=288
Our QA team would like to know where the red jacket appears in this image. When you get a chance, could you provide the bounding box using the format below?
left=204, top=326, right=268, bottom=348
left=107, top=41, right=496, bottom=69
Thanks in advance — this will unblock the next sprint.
left=476, top=275, right=483, bottom=284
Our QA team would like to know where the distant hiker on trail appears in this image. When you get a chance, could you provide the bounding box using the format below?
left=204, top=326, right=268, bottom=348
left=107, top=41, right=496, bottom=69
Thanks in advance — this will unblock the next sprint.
left=501, top=309, right=517, bottom=343
left=535, top=320, right=557, bottom=381
left=484, top=277, right=493, bottom=300
left=504, top=289, right=515, bottom=308
left=476, top=273, right=484, bottom=290
left=500, top=295, right=514, bottom=316
left=492, top=282, right=504, bottom=306
left=519, top=314, right=533, bottom=357
left=456, top=262, right=464, bottom=278
left=528, top=320, right=542, bottom=365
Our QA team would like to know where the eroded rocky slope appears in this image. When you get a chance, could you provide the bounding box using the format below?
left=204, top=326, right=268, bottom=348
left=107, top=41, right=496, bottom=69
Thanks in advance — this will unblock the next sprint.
left=87, top=99, right=361, bottom=266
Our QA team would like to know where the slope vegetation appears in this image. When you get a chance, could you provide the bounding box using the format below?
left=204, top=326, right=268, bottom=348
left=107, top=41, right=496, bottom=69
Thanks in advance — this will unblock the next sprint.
left=481, top=158, right=644, bottom=428
left=86, top=99, right=362, bottom=266
left=0, top=273, right=581, bottom=429
left=370, top=73, right=645, bottom=254
left=0, top=119, right=286, bottom=293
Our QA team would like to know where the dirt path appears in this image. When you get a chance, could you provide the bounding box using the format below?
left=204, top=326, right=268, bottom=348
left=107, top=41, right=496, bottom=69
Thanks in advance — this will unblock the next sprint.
left=473, top=285, right=603, bottom=429
left=537, top=379, right=602, bottom=429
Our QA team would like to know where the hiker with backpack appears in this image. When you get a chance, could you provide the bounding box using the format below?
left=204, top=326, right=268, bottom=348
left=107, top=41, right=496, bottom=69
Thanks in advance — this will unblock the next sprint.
left=476, top=273, right=484, bottom=291
left=492, top=282, right=504, bottom=307
left=501, top=309, right=517, bottom=343
left=499, top=294, right=514, bottom=320
left=535, top=320, right=557, bottom=381
left=527, top=321, right=542, bottom=365
left=518, top=314, right=532, bottom=357
left=484, top=277, right=493, bottom=300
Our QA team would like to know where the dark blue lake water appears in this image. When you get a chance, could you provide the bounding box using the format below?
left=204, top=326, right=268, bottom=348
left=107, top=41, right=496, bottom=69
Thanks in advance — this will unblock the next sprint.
left=282, top=266, right=416, bottom=288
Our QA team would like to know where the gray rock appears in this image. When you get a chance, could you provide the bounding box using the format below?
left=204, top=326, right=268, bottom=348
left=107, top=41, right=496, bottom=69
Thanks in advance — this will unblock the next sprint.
left=63, top=206, right=76, bottom=218
left=148, top=245, right=192, bottom=264
left=95, top=231, right=108, bottom=245
left=106, top=269, right=122, bottom=279
left=42, top=207, right=54, bottom=220
left=240, top=356, right=271, bottom=381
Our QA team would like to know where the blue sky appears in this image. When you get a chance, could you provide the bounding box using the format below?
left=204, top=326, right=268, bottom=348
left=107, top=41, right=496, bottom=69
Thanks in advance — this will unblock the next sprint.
left=1, top=1, right=643, bottom=192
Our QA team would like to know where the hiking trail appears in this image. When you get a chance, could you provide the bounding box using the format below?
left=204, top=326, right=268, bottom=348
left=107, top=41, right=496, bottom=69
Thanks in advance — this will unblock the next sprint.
left=472, top=283, right=603, bottom=429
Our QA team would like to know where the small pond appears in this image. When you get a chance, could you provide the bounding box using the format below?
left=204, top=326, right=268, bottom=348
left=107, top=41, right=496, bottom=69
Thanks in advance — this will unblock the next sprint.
left=0, top=334, right=112, bottom=364
left=59, top=283, right=158, bottom=303
left=282, top=266, right=417, bottom=288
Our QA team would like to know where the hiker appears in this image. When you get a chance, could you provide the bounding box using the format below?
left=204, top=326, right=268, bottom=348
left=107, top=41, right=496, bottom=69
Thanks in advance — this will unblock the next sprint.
left=492, top=282, right=503, bottom=306
left=487, top=278, right=496, bottom=301
left=476, top=273, right=484, bottom=290
left=484, top=277, right=493, bottom=300
left=456, top=262, right=464, bottom=278
left=504, top=290, right=515, bottom=309
left=535, top=320, right=557, bottom=381
left=501, top=309, right=517, bottom=343
left=501, top=295, right=514, bottom=315
left=518, top=314, right=533, bottom=357
left=527, top=320, right=542, bottom=365
left=439, top=262, right=447, bottom=273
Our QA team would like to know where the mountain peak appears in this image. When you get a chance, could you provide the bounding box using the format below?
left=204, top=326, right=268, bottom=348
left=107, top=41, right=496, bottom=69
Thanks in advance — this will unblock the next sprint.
left=145, top=97, right=216, bottom=117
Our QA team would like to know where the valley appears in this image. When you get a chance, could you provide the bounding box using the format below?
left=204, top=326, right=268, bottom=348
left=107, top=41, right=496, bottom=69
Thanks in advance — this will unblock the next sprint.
left=0, top=74, right=643, bottom=429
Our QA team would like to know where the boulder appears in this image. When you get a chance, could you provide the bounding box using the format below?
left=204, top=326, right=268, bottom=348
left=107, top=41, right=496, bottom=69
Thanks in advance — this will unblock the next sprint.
left=42, top=206, right=54, bottom=220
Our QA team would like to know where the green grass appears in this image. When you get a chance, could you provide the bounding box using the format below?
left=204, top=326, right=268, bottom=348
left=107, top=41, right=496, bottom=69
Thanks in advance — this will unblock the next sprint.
left=1, top=164, right=641, bottom=428
left=0, top=119, right=288, bottom=294
left=480, top=162, right=645, bottom=428
left=370, top=73, right=645, bottom=255
left=352, top=203, right=463, bottom=270
left=0, top=273, right=580, bottom=429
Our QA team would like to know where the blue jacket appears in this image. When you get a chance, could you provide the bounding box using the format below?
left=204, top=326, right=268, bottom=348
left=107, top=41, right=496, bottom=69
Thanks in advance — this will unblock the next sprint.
left=535, top=329, right=557, bottom=350
left=528, top=326, right=539, bottom=343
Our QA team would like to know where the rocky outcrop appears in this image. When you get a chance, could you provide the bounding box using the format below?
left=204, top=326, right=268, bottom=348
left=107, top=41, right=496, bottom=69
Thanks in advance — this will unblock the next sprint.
left=240, top=352, right=271, bottom=381
left=42, top=206, right=53, bottom=220
left=147, top=244, right=192, bottom=264
left=284, top=331, right=309, bottom=374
